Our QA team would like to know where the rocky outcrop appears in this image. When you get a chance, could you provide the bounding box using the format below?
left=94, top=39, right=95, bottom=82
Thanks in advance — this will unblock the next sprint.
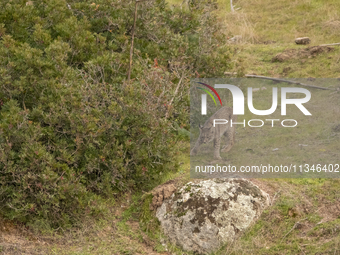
left=155, top=179, right=270, bottom=254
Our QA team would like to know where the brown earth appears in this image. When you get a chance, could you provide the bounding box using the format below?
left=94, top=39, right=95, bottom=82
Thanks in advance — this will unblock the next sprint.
left=272, top=46, right=334, bottom=62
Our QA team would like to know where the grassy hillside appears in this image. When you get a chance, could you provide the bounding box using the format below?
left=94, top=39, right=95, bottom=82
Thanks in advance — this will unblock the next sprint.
left=222, top=0, right=340, bottom=77
left=1, top=0, right=340, bottom=254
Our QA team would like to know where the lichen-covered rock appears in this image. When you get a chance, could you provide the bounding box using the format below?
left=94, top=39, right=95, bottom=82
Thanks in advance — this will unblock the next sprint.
left=155, top=179, right=270, bottom=254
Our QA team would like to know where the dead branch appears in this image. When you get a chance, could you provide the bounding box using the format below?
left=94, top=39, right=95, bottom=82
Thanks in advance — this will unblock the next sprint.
left=281, top=217, right=308, bottom=242
left=245, top=75, right=335, bottom=91
left=127, top=1, right=139, bottom=84
left=165, top=74, right=184, bottom=118
left=127, top=0, right=153, bottom=84
left=230, top=0, right=234, bottom=12
left=270, top=189, right=281, bottom=206
left=319, top=42, right=340, bottom=47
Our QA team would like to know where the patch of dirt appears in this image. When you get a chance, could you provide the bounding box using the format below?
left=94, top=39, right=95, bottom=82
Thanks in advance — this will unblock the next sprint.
left=333, top=124, right=340, bottom=132
left=113, top=192, right=133, bottom=218
left=0, top=218, right=49, bottom=255
left=316, top=200, right=340, bottom=223
left=126, top=221, right=169, bottom=255
left=256, top=40, right=277, bottom=45
left=281, top=66, right=292, bottom=75
left=272, top=46, right=334, bottom=62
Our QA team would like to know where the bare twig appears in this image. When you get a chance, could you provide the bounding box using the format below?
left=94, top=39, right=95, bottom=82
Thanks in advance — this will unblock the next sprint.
left=165, top=74, right=184, bottom=118
left=270, top=189, right=281, bottom=206
left=281, top=217, right=308, bottom=242
left=245, top=75, right=335, bottom=91
left=319, top=42, right=340, bottom=47
left=127, top=0, right=152, bottom=84
left=224, top=71, right=237, bottom=75
left=127, top=1, right=139, bottom=84
left=298, top=244, right=307, bottom=255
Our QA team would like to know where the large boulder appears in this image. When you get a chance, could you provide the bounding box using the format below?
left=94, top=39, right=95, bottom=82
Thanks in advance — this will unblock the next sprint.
left=155, top=179, right=270, bottom=254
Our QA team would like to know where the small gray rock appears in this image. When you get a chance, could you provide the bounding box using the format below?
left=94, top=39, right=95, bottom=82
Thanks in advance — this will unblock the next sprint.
left=295, top=37, right=310, bottom=45
left=228, top=35, right=242, bottom=43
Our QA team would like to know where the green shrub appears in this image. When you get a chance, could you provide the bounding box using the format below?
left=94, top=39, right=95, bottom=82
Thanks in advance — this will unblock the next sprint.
left=0, top=0, right=231, bottom=228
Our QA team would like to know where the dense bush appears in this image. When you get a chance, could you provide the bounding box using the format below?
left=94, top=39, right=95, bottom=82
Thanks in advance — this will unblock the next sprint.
left=0, top=0, right=231, bottom=228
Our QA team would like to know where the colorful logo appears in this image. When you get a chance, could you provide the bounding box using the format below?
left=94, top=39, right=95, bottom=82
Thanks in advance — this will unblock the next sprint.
left=196, top=82, right=222, bottom=106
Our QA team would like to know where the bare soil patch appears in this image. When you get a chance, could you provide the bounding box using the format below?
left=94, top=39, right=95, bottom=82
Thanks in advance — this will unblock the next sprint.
left=272, top=46, right=334, bottom=62
left=0, top=218, right=48, bottom=255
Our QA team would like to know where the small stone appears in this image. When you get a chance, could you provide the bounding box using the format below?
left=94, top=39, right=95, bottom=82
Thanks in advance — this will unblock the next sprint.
left=224, top=71, right=237, bottom=75
left=228, top=35, right=242, bottom=43
left=295, top=37, right=310, bottom=45
left=272, top=53, right=291, bottom=62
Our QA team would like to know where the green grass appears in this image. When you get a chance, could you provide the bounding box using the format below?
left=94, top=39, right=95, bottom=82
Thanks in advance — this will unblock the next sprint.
left=213, top=179, right=340, bottom=254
